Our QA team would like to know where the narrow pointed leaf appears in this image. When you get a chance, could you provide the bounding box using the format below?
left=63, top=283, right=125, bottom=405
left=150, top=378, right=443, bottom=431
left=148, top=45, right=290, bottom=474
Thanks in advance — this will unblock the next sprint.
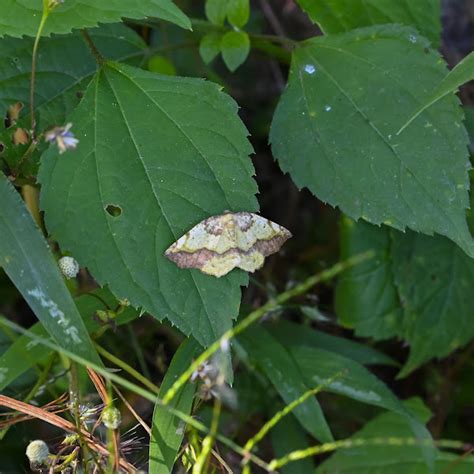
left=0, top=0, right=191, bottom=38
left=239, top=326, right=334, bottom=443
left=149, top=338, right=199, bottom=473
left=39, top=62, right=259, bottom=346
left=292, top=345, right=434, bottom=469
left=271, top=25, right=473, bottom=256
left=0, top=173, right=101, bottom=366
left=0, top=288, right=139, bottom=392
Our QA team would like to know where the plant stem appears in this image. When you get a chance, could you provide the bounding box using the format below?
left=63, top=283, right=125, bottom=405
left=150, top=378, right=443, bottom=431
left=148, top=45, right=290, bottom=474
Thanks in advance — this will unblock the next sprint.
left=161, top=251, right=374, bottom=405
left=0, top=316, right=273, bottom=472
left=95, top=343, right=160, bottom=394
left=268, top=437, right=470, bottom=470
left=81, top=29, right=105, bottom=65
left=30, top=6, right=50, bottom=139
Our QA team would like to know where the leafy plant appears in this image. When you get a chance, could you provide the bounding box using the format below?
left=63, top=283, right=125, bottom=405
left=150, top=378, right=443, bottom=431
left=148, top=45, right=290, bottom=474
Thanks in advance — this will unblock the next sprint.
left=0, top=0, right=473, bottom=472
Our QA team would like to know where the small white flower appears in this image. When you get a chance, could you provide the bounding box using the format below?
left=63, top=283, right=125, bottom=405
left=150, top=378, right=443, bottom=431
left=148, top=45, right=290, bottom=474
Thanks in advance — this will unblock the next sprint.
left=58, top=256, right=80, bottom=279
left=102, top=406, right=121, bottom=430
left=45, top=122, right=79, bottom=154
left=26, top=439, right=50, bottom=465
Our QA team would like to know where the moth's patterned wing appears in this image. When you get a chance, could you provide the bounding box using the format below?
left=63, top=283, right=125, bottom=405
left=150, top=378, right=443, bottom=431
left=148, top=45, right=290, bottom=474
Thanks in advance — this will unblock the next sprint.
left=164, top=212, right=292, bottom=277
left=234, top=213, right=292, bottom=273
left=165, top=213, right=239, bottom=276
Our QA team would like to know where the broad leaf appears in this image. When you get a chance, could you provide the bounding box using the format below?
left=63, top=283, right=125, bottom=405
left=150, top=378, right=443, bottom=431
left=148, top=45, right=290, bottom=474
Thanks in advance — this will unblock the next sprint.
left=336, top=217, right=474, bottom=376
left=205, top=0, right=228, bottom=26
left=296, top=0, right=441, bottom=46
left=271, top=413, right=315, bottom=474
left=221, top=31, right=250, bottom=72
left=0, top=288, right=137, bottom=392
left=0, top=173, right=101, bottom=367
left=39, top=61, right=259, bottom=346
left=227, top=0, right=250, bottom=28
left=270, top=25, right=473, bottom=256
left=0, top=0, right=190, bottom=38
left=266, top=319, right=398, bottom=367
left=336, top=217, right=403, bottom=340
left=316, top=398, right=474, bottom=473
left=149, top=338, right=199, bottom=473
left=239, top=326, right=333, bottom=443
left=199, top=33, right=222, bottom=65
left=399, top=51, right=474, bottom=134
left=0, top=24, right=145, bottom=132
left=391, top=229, right=474, bottom=376
left=292, top=346, right=434, bottom=467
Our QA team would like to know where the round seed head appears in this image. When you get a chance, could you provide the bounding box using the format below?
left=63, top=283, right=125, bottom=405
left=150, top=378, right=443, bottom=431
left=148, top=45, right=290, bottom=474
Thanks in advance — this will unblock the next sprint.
left=26, top=439, right=50, bottom=465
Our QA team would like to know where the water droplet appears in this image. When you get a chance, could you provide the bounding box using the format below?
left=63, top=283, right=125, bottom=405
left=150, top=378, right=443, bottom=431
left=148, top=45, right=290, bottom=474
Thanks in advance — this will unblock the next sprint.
left=324, top=105, right=332, bottom=112
left=409, top=34, right=417, bottom=43
left=304, top=64, right=316, bottom=75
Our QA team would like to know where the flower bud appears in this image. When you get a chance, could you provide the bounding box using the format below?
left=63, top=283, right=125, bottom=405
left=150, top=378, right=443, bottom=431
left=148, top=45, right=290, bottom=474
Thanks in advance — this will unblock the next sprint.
left=58, top=256, right=80, bottom=279
left=102, top=406, right=121, bottom=430
left=26, top=439, right=50, bottom=465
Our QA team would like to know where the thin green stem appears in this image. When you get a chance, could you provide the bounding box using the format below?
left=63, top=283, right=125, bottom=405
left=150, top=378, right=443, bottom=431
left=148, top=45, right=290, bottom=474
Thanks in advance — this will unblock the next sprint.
left=193, top=398, right=222, bottom=473
left=162, top=251, right=374, bottom=405
left=268, top=437, right=470, bottom=470
left=0, top=317, right=272, bottom=472
left=30, top=5, right=50, bottom=138
left=95, top=343, right=160, bottom=394
left=243, top=371, right=344, bottom=456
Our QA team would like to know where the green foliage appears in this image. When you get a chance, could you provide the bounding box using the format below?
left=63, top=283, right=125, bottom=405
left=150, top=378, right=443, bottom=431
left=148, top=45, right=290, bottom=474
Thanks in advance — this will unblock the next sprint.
left=0, top=288, right=138, bottom=391
left=271, top=414, right=315, bottom=474
left=271, top=25, right=473, bottom=256
left=337, top=216, right=474, bottom=376
left=0, top=0, right=190, bottom=38
left=296, top=0, right=441, bottom=46
left=149, top=338, right=199, bottom=473
left=221, top=31, right=250, bottom=71
left=0, top=24, right=145, bottom=131
left=39, top=61, right=258, bottom=347
left=239, top=326, right=333, bottom=442
left=0, top=173, right=100, bottom=366
left=199, top=33, right=222, bottom=64
left=2, top=1, right=474, bottom=471
left=316, top=399, right=474, bottom=473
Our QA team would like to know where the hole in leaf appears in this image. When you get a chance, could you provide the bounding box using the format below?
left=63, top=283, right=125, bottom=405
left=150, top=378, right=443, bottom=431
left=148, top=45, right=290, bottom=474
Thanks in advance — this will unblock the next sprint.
left=0, top=143, right=4, bottom=154
left=76, top=91, right=84, bottom=99
left=105, top=204, right=122, bottom=217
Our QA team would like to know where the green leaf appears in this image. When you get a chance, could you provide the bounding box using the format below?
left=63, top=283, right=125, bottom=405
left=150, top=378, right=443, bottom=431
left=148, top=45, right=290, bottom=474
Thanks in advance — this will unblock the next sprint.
left=316, top=398, right=474, bottom=473
left=147, top=55, right=177, bottom=76
left=0, top=173, right=101, bottom=367
left=391, top=229, right=474, bottom=377
left=239, top=326, right=334, bottom=443
left=270, top=25, right=473, bottom=256
left=221, top=31, right=250, bottom=72
left=266, top=319, right=399, bottom=367
left=227, top=0, right=250, bottom=28
left=292, top=345, right=434, bottom=468
left=0, top=24, right=146, bottom=131
left=199, top=33, right=222, bottom=65
left=296, top=0, right=441, bottom=46
left=0, top=0, right=191, bottom=38
left=271, top=413, right=315, bottom=474
left=149, top=338, right=199, bottom=473
left=0, top=288, right=137, bottom=392
left=205, top=0, right=228, bottom=26
left=399, top=52, right=474, bottom=134
left=465, top=106, right=474, bottom=152
left=336, top=216, right=474, bottom=376
left=336, top=217, right=404, bottom=340
left=38, top=61, right=259, bottom=347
